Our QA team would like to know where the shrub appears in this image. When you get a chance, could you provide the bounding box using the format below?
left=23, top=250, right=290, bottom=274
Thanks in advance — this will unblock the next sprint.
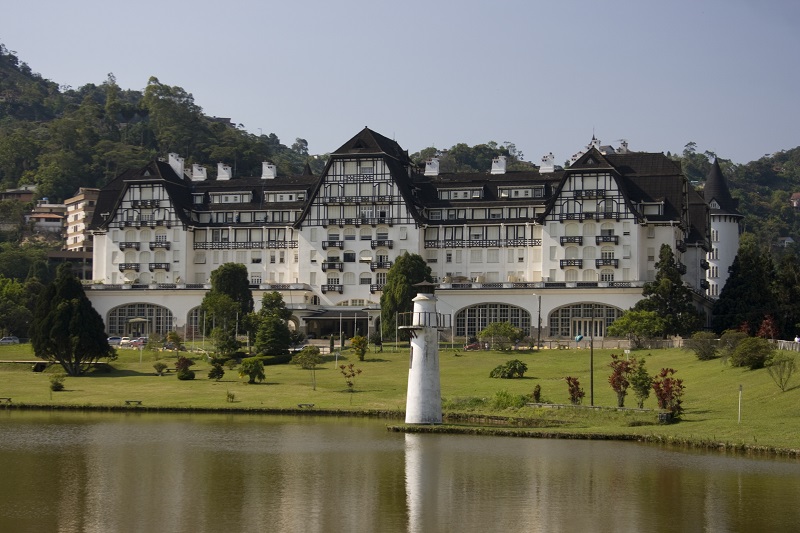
left=565, top=376, right=584, bottom=405
left=730, top=337, right=774, bottom=369
left=719, top=330, right=748, bottom=364
left=239, top=357, right=265, bottom=384
left=292, top=346, right=323, bottom=369
left=491, top=389, right=526, bottom=409
left=608, top=353, right=636, bottom=407
left=685, top=331, right=718, bottom=360
left=208, top=363, right=225, bottom=381
left=766, top=353, right=796, bottom=392
left=175, top=356, right=195, bottom=373
left=652, top=368, right=684, bottom=417
left=489, top=359, right=528, bottom=379
left=224, top=358, right=238, bottom=370
left=177, top=369, right=195, bottom=380
left=49, top=373, right=66, bottom=391
left=350, top=335, right=369, bottom=361
left=629, top=357, right=653, bottom=408
left=532, top=384, right=542, bottom=403
left=226, top=390, right=236, bottom=403
left=153, top=362, right=168, bottom=376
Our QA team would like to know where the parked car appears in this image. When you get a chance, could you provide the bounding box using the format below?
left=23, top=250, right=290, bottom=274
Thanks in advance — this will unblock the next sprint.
left=107, top=336, right=122, bottom=345
left=0, top=336, right=19, bottom=345
left=464, top=342, right=481, bottom=351
left=119, top=337, right=132, bottom=347
left=129, top=338, right=145, bottom=348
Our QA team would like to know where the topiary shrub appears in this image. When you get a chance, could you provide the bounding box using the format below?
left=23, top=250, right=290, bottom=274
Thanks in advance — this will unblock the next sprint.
left=208, top=363, right=225, bottom=381
left=489, top=359, right=528, bottom=379
left=153, top=362, right=168, bottom=376
left=177, top=369, right=196, bottom=380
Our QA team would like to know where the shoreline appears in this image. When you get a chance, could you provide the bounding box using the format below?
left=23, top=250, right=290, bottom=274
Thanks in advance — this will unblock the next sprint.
left=4, top=402, right=799, bottom=460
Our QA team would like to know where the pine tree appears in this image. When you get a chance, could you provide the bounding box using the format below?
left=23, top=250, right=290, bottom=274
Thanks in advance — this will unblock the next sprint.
left=31, top=264, right=113, bottom=375
left=712, top=235, right=776, bottom=335
left=634, top=244, right=703, bottom=336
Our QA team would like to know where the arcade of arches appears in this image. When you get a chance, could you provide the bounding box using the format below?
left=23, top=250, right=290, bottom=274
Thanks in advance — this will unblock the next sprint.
left=453, top=302, right=622, bottom=339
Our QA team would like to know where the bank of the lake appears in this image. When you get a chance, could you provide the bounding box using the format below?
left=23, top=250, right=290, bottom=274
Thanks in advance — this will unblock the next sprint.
left=1, top=343, right=798, bottom=456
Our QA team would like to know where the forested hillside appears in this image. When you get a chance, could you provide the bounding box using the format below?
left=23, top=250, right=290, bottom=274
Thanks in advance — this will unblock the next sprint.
left=2, top=42, right=800, bottom=252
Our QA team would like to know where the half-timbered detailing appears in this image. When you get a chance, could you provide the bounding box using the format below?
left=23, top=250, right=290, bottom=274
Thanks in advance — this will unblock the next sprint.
left=89, top=129, right=731, bottom=340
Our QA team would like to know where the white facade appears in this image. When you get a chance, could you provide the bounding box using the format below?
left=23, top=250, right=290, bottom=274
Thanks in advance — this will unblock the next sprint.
left=87, top=129, right=726, bottom=340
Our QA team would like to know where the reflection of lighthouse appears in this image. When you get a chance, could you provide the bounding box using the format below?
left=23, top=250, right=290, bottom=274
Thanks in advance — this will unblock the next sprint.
left=401, top=282, right=448, bottom=424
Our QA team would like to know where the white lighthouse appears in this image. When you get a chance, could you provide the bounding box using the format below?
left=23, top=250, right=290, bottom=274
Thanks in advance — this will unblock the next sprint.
left=402, top=282, right=448, bottom=424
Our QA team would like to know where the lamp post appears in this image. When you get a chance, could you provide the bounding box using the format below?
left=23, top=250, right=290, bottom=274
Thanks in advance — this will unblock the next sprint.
left=590, top=303, right=595, bottom=406
left=533, top=293, right=542, bottom=350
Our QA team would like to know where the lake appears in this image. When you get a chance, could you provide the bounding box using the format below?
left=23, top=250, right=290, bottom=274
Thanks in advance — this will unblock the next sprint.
left=0, top=411, right=798, bottom=532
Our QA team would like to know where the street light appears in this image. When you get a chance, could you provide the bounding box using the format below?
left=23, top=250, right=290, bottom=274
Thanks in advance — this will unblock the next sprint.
left=533, top=293, right=542, bottom=350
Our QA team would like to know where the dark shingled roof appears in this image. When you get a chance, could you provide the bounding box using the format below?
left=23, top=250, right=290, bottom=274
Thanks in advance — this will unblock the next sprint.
left=703, top=158, right=740, bottom=216
left=332, top=127, right=410, bottom=164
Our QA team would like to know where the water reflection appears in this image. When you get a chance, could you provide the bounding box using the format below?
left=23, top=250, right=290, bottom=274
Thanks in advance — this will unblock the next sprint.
left=0, top=412, right=799, bottom=533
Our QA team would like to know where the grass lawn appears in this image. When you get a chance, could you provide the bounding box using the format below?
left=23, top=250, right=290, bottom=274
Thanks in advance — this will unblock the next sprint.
left=1, top=342, right=798, bottom=454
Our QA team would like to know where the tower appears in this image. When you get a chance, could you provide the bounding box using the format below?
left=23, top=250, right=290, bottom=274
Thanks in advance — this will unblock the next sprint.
left=704, top=159, right=742, bottom=297
left=401, top=282, right=449, bottom=424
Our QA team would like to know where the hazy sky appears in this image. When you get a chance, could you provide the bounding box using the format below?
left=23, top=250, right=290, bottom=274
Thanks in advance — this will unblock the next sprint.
left=3, top=0, right=799, bottom=164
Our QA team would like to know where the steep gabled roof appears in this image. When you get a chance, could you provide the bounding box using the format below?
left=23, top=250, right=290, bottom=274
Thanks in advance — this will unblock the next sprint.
left=332, top=127, right=410, bottom=164
left=90, top=159, right=193, bottom=230
left=703, top=158, right=740, bottom=216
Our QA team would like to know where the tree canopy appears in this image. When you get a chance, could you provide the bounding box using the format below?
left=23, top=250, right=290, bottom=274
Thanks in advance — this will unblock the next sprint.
left=30, top=264, right=113, bottom=375
left=379, top=253, right=432, bottom=341
left=633, top=244, right=703, bottom=337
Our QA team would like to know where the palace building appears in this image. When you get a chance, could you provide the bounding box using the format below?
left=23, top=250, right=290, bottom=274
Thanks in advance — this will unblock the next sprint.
left=87, top=128, right=739, bottom=341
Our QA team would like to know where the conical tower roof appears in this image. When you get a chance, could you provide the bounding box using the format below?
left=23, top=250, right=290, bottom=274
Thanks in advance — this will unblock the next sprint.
left=704, top=159, right=740, bottom=216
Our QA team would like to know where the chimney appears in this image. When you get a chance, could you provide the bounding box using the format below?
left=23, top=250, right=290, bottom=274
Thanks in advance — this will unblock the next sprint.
left=490, top=155, right=507, bottom=175
left=168, top=153, right=185, bottom=178
left=616, top=140, right=629, bottom=154
left=191, top=164, right=207, bottom=181
left=424, top=158, right=440, bottom=177
left=540, top=152, right=555, bottom=174
left=217, top=163, right=232, bottom=181
left=261, top=162, right=277, bottom=179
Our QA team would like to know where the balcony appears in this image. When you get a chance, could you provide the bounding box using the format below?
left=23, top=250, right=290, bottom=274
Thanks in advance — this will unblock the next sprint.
left=676, top=240, right=687, bottom=252
left=700, top=259, right=710, bottom=270
left=369, top=284, right=385, bottom=294
left=560, top=236, right=583, bottom=246
left=595, top=258, right=619, bottom=268
left=321, top=261, right=344, bottom=272
left=149, top=241, right=171, bottom=250
left=370, top=261, right=393, bottom=271
left=595, top=235, right=619, bottom=245
left=371, top=239, right=393, bottom=249
left=574, top=189, right=605, bottom=198
left=322, top=240, right=343, bottom=250
left=559, top=259, right=583, bottom=269
left=118, top=241, right=140, bottom=250
left=700, top=280, right=710, bottom=290
left=119, top=263, right=140, bottom=272
left=131, top=199, right=159, bottom=208
left=677, top=262, right=687, bottom=274
left=148, top=263, right=170, bottom=272
left=321, top=284, right=343, bottom=294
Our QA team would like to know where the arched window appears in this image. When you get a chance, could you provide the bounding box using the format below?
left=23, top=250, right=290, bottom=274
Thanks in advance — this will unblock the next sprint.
left=107, top=303, right=174, bottom=336
left=454, top=303, right=530, bottom=338
left=565, top=269, right=579, bottom=282
left=548, top=303, right=624, bottom=338
left=600, top=268, right=614, bottom=282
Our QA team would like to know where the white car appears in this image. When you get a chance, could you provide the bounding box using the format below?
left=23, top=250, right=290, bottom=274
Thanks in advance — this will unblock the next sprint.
left=0, top=336, right=19, bottom=345
left=119, top=337, right=132, bottom=347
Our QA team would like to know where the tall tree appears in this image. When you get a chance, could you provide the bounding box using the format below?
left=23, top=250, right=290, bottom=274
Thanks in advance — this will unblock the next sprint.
left=254, top=291, right=292, bottom=356
left=712, top=234, right=777, bottom=334
left=380, top=253, right=433, bottom=341
left=30, top=264, right=113, bottom=375
left=634, top=244, right=703, bottom=336
left=202, top=263, right=253, bottom=333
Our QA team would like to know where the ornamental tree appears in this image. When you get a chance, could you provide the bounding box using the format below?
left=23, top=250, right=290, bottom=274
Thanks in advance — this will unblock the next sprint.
left=31, top=264, right=114, bottom=376
left=379, top=253, right=432, bottom=341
